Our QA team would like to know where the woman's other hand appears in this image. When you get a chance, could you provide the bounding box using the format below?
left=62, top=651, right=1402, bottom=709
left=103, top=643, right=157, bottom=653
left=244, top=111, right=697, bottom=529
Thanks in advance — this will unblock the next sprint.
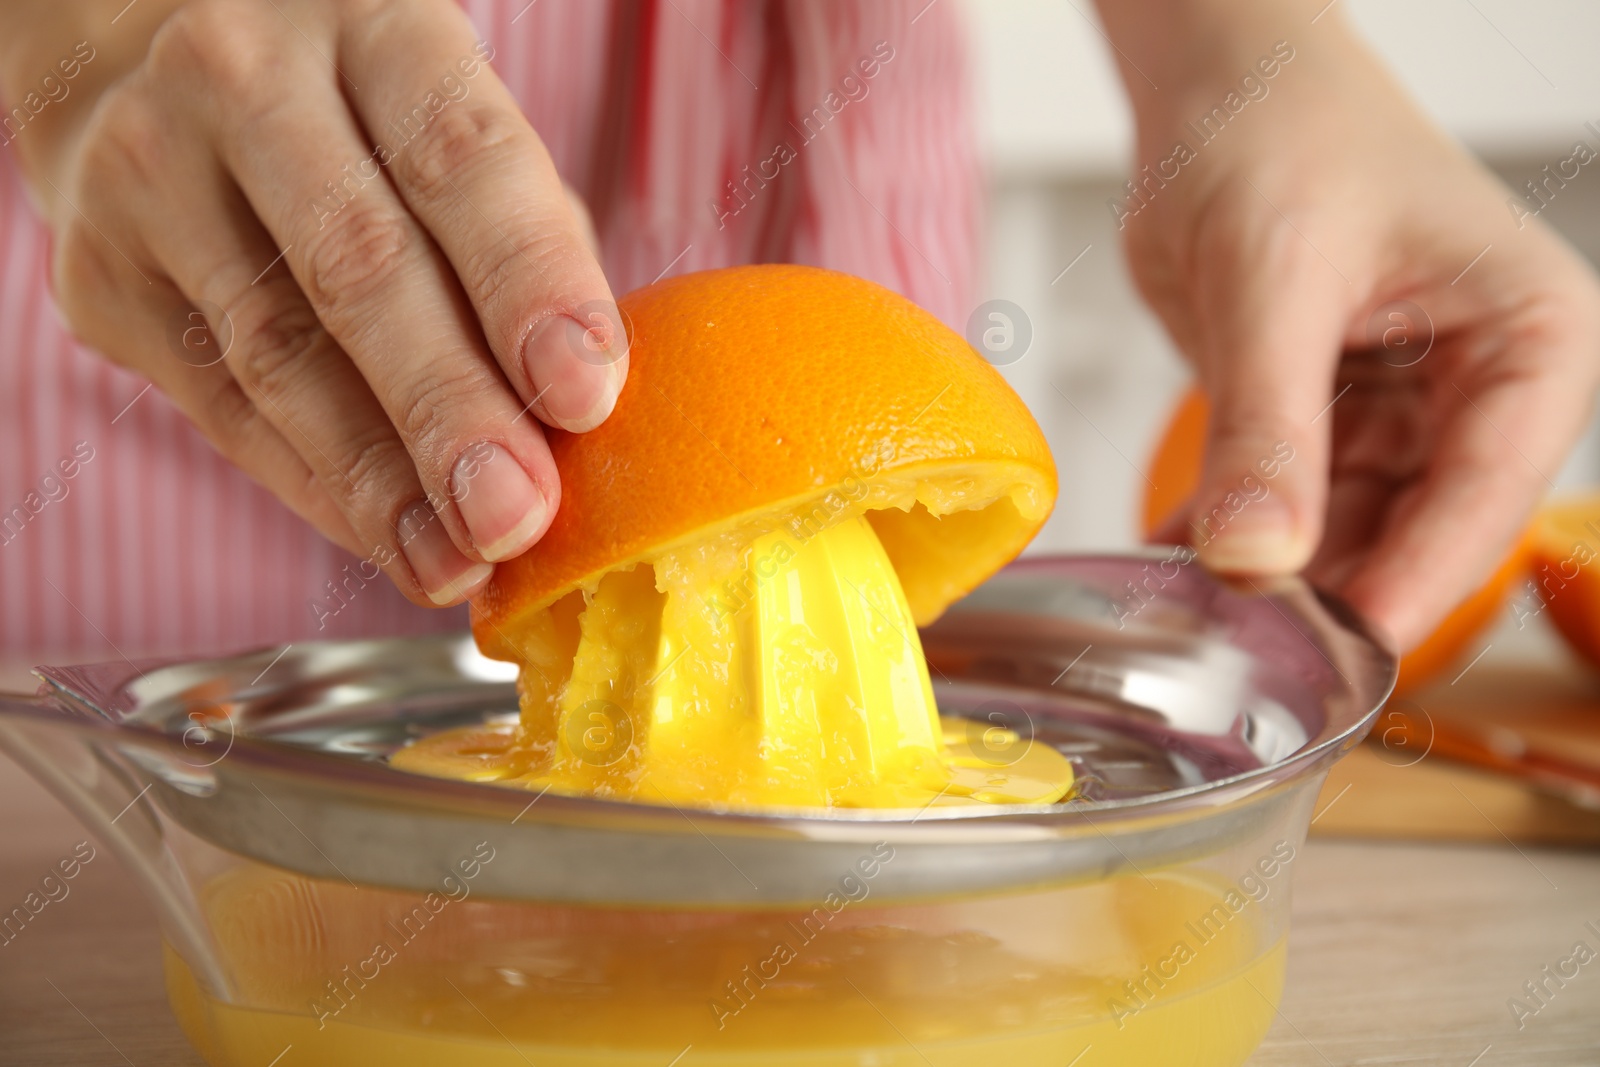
left=1096, top=0, right=1600, bottom=649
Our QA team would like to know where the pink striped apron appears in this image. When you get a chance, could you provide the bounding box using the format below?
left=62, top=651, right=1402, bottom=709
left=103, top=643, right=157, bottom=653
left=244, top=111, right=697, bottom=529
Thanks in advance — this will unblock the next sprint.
left=0, top=0, right=978, bottom=659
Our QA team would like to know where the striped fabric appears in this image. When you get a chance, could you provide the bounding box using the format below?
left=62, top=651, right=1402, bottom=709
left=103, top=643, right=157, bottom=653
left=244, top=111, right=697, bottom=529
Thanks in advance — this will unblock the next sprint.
left=0, top=0, right=978, bottom=661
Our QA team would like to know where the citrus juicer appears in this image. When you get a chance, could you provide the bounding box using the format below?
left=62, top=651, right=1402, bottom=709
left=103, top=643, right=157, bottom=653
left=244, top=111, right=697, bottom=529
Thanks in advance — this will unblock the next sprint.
left=0, top=552, right=1395, bottom=1067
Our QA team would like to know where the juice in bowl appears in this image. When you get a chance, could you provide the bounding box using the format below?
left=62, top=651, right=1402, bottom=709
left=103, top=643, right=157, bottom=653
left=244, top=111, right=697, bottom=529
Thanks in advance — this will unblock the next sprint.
left=0, top=266, right=1394, bottom=1067
left=163, top=836, right=1294, bottom=1066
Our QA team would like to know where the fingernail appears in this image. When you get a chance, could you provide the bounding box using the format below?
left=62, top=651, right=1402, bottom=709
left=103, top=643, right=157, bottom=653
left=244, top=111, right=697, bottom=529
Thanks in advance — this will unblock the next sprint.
left=451, top=442, right=548, bottom=562
left=397, top=499, right=494, bottom=605
left=1195, top=496, right=1311, bottom=574
left=523, top=307, right=628, bottom=432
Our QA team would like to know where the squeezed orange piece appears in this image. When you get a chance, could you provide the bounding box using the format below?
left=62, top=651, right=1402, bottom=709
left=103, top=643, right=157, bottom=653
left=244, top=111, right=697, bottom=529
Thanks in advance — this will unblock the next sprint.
left=394, top=514, right=1074, bottom=808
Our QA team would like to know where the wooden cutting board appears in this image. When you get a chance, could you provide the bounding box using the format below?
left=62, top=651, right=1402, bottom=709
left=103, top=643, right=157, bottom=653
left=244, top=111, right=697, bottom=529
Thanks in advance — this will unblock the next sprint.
left=1310, top=616, right=1600, bottom=845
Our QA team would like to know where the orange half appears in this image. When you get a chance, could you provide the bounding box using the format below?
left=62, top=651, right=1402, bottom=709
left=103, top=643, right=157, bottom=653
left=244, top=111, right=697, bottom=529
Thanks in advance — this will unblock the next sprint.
left=393, top=266, right=1063, bottom=809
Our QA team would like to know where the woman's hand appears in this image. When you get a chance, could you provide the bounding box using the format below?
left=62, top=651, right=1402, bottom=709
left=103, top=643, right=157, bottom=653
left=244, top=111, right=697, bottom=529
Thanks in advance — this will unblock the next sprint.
left=1095, top=0, right=1600, bottom=650
left=1, top=0, right=625, bottom=607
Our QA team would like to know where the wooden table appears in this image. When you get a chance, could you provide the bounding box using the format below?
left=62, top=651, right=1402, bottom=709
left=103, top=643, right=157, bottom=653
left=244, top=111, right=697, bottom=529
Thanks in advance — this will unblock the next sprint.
left=1, top=746, right=1596, bottom=1066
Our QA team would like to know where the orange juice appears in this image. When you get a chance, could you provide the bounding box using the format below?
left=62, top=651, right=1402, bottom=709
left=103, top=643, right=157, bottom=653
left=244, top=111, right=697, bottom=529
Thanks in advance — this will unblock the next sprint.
left=165, top=860, right=1284, bottom=1067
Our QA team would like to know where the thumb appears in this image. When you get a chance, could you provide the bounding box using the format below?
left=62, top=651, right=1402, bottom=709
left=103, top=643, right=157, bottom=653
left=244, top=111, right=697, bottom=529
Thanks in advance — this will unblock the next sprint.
left=1188, top=242, right=1350, bottom=576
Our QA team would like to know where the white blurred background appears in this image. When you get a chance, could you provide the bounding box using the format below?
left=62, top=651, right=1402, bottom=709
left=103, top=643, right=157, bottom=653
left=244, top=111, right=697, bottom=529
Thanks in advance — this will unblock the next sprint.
left=961, top=0, right=1600, bottom=554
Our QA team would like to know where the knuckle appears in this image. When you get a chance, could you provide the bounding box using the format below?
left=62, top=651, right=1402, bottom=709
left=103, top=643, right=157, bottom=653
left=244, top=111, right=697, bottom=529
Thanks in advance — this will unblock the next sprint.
left=464, top=224, right=587, bottom=348
left=193, top=375, right=268, bottom=461
left=301, top=201, right=411, bottom=329
left=393, top=362, right=493, bottom=451
left=150, top=0, right=280, bottom=99
left=398, top=102, right=525, bottom=206
left=338, top=431, right=413, bottom=520
left=1190, top=182, right=1300, bottom=271
left=1207, top=420, right=1294, bottom=471
left=228, top=297, right=328, bottom=396
left=1188, top=188, right=1260, bottom=271
left=81, top=85, right=166, bottom=185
